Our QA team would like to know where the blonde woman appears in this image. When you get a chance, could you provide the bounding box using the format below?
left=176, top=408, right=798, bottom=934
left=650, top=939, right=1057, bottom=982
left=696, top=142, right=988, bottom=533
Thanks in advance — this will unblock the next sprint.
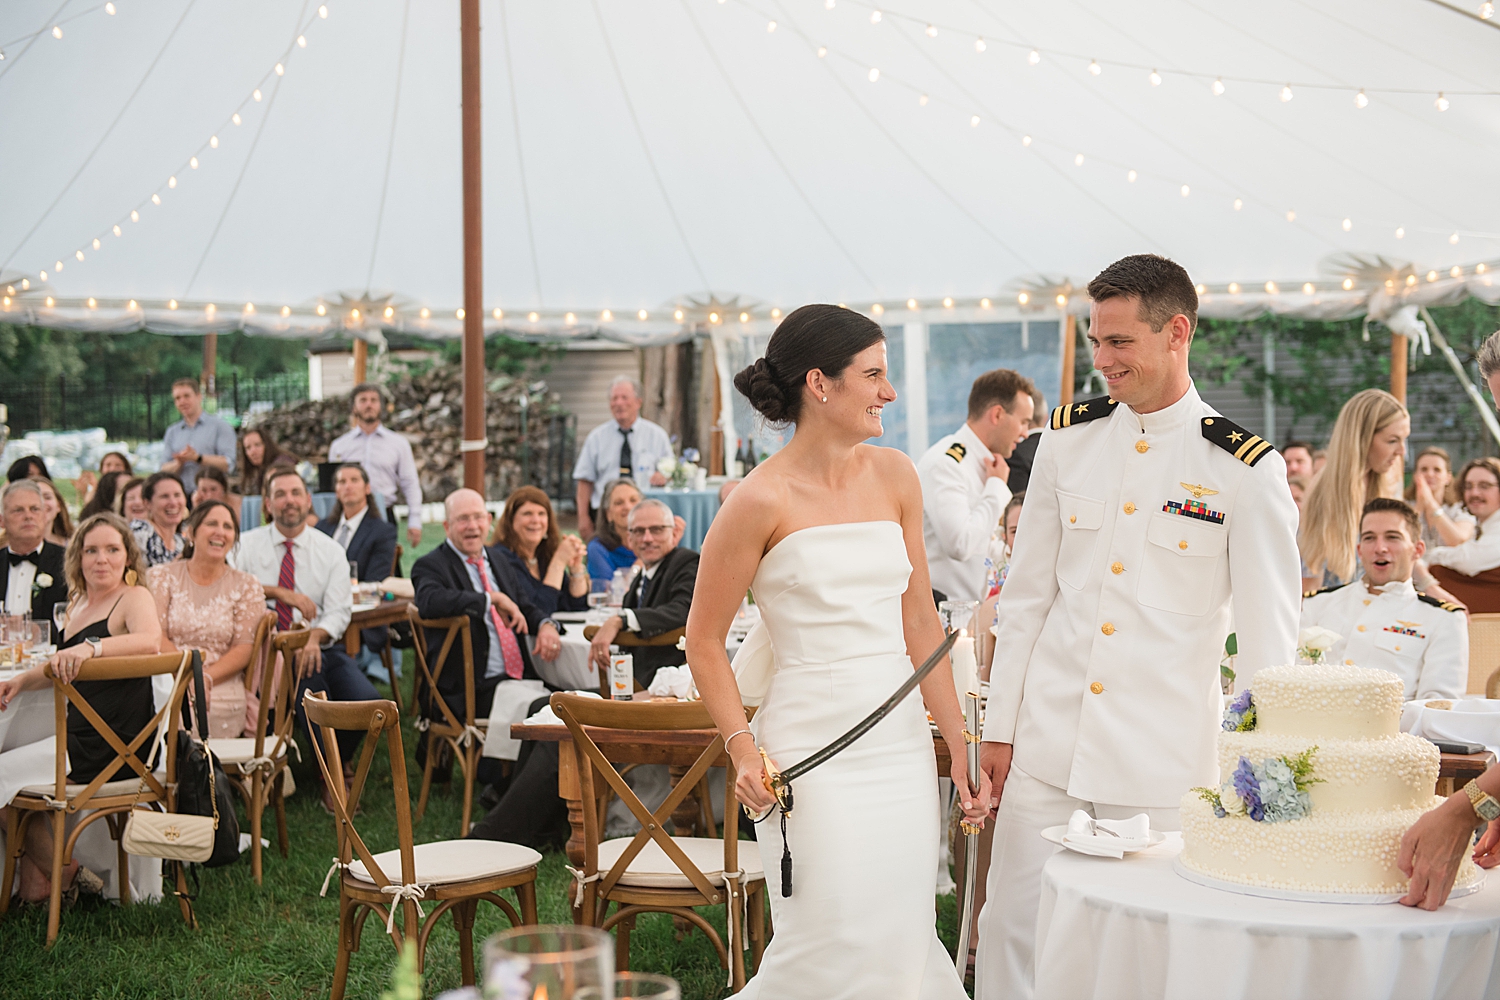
left=1407, top=446, right=1475, bottom=550
left=1299, top=388, right=1409, bottom=591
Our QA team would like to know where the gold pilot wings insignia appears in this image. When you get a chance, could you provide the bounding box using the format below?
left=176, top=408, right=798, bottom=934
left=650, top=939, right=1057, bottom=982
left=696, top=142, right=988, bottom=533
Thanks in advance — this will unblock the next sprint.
left=1201, top=417, right=1276, bottom=467
left=1179, top=482, right=1219, bottom=499
left=1049, top=395, right=1119, bottom=430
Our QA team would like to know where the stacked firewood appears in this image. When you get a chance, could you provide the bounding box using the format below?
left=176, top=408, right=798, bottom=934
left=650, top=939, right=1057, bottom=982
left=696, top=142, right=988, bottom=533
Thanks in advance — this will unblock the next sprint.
left=248, top=365, right=561, bottom=501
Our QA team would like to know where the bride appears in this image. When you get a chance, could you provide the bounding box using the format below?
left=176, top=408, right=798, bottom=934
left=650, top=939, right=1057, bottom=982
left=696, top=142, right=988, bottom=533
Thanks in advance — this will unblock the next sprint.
left=687, top=304, right=991, bottom=998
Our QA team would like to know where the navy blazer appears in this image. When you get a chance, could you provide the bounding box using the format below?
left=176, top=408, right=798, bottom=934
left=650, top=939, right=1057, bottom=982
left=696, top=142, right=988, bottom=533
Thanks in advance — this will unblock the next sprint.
left=411, top=542, right=546, bottom=714
left=317, top=506, right=398, bottom=650
left=489, top=543, right=589, bottom=616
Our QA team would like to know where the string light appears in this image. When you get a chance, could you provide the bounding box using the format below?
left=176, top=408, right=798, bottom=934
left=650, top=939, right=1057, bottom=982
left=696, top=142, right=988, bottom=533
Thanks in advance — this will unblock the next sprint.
left=282, top=306, right=292, bottom=316
left=384, top=306, right=394, bottom=318
left=1027, top=49, right=1040, bottom=66
left=1479, top=263, right=1489, bottom=273
left=1127, top=169, right=1137, bottom=182
left=818, top=46, right=827, bottom=57
left=316, top=303, right=327, bottom=316
left=45, top=296, right=55, bottom=307
left=1022, top=134, right=1032, bottom=146
left=1228, top=283, right=1241, bottom=294
left=868, top=67, right=879, bottom=82
left=1017, top=292, right=1029, bottom=305
left=297, top=35, right=307, bottom=47
left=167, top=176, right=177, bottom=188
left=20, top=279, right=29, bottom=290
left=974, top=37, right=986, bottom=52
left=106, top=2, right=115, bottom=12
left=319, top=5, right=329, bottom=16
left=918, top=93, right=928, bottom=105
left=244, top=302, right=255, bottom=313
left=1451, top=265, right=1463, bottom=277
left=128, top=299, right=137, bottom=309
left=168, top=299, right=178, bottom=310
left=925, top=24, right=937, bottom=37
left=112, top=225, right=120, bottom=236
left=566, top=312, right=577, bottom=324
left=638, top=309, right=648, bottom=320
left=189, top=156, right=198, bottom=169
left=1285, top=209, right=1297, bottom=222
left=1180, top=185, right=1190, bottom=197
left=493, top=307, right=503, bottom=319
left=1395, top=227, right=1405, bottom=238
left=1055, top=293, right=1067, bottom=307
left=1482, top=2, right=1495, bottom=18
left=210, top=135, right=218, bottom=148
left=232, top=113, right=241, bottom=125
left=942, top=297, right=954, bottom=308
left=771, top=308, right=782, bottom=318
left=1342, top=277, right=1354, bottom=290
left=1427, top=270, right=1439, bottom=282
left=1074, top=153, right=1085, bottom=166
left=529, top=311, right=540, bottom=321
left=767, top=20, right=776, bottom=31
left=1195, top=284, right=1206, bottom=295
left=1407, top=274, right=1418, bottom=286
left=906, top=298, right=918, bottom=310
left=92, top=238, right=100, bottom=249
left=1355, top=89, right=1368, bottom=109
left=75, top=250, right=84, bottom=261
left=1280, top=85, right=1294, bottom=102
left=1149, top=69, right=1162, bottom=86
left=979, top=298, right=991, bottom=308
left=419, top=307, right=430, bottom=318
left=130, top=210, right=139, bottom=221
left=87, top=297, right=97, bottom=308
left=205, top=302, right=217, bottom=314
left=870, top=9, right=881, bottom=23
left=52, top=26, right=62, bottom=40
left=739, top=311, right=750, bottom=321
left=253, top=88, right=262, bottom=102
left=455, top=308, right=465, bottom=319
left=1451, top=232, right=1461, bottom=244
left=1212, top=78, right=1225, bottom=96
left=1302, top=283, right=1315, bottom=294
left=1342, top=218, right=1352, bottom=231
left=1088, top=59, right=1101, bottom=76
left=1435, top=93, right=1450, bottom=112
left=674, top=308, right=684, bottom=321
left=970, top=115, right=980, bottom=127
left=1265, top=281, right=1278, bottom=293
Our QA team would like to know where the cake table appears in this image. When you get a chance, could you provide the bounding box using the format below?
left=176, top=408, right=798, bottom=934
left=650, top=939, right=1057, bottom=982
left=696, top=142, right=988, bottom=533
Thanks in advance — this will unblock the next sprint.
left=1034, top=833, right=1500, bottom=1000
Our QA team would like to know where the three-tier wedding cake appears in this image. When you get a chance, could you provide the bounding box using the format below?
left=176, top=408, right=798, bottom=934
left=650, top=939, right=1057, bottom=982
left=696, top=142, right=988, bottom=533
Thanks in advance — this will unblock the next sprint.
left=1179, top=663, right=1479, bottom=895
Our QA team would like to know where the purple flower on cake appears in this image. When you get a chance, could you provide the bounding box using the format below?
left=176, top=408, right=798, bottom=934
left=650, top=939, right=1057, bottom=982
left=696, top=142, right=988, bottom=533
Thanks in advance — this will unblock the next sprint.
left=1222, top=690, right=1256, bottom=732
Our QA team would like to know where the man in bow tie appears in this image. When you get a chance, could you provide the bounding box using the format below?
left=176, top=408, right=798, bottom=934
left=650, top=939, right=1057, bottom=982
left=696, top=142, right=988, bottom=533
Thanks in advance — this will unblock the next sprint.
left=588, top=498, right=698, bottom=688
left=1, top=480, right=67, bottom=619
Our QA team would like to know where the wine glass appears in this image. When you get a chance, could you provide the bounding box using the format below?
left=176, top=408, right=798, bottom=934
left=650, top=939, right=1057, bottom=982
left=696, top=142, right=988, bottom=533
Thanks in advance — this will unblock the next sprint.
left=483, top=925, right=613, bottom=1000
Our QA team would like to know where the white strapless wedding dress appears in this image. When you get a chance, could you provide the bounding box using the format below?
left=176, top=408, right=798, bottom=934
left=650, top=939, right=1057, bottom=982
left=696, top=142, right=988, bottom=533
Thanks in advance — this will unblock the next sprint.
left=736, top=521, right=966, bottom=999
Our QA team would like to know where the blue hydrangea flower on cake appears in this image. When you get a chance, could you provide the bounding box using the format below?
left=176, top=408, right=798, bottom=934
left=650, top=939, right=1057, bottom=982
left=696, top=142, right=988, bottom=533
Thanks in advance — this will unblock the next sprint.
left=1221, top=689, right=1255, bottom=732
left=1195, top=747, right=1319, bottom=821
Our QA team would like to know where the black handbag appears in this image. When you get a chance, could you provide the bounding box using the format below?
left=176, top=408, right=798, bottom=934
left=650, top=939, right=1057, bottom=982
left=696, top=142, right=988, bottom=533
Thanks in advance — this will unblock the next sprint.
left=174, top=650, right=241, bottom=869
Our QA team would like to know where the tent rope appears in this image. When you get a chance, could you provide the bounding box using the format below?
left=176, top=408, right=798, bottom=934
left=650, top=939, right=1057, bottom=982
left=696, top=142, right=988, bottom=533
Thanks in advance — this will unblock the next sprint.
left=364, top=0, right=412, bottom=295
left=499, top=0, right=546, bottom=309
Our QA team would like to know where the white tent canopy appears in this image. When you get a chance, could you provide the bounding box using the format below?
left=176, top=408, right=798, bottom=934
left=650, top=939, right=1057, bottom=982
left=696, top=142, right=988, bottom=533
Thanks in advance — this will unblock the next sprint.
left=2, top=0, right=1498, bottom=337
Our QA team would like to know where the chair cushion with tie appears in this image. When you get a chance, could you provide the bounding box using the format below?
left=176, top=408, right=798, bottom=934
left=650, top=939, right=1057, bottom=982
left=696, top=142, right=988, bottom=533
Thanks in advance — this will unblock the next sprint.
left=348, top=840, right=541, bottom=887
left=597, top=836, right=764, bottom=890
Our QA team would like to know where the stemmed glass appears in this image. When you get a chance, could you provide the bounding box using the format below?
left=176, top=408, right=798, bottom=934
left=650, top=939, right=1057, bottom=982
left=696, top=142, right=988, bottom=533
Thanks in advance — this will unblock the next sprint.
left=482, top=925, right=613, bottom=999
left=613, top=973, right=680, bottom=998
left=53, top=602, right=69, bottom=636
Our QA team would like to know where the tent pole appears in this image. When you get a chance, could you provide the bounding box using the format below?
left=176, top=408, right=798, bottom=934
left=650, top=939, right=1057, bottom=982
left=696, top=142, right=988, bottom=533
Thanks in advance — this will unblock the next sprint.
left=1060, top=314, right=1076, bottom=406
left=352, top=338, right=368, bottom=385
left=460, top=0, right=485, bottom=493
left=202, top=332, right=217, bottom=399
left=1418, top=306, right=1500, bottom=450
left=1390, top=331, right=1408, bottom=405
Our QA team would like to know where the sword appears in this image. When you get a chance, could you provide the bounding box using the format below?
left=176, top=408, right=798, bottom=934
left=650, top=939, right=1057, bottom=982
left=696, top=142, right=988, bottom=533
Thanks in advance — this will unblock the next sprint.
left=954, top=688, right=982, bottom=973
left=756, top=629, right=961, bottom=896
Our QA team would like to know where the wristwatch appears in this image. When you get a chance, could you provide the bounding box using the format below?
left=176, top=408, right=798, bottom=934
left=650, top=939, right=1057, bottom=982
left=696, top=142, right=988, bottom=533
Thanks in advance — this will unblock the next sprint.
left=1464, top=779, right=1500, bottom=822
left=84, top=636, right=103, bottom=658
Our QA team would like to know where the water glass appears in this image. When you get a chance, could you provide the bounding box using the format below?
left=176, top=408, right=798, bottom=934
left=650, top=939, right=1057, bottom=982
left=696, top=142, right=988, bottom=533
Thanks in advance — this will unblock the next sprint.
left=27, top=620, right=50, bottom=653
left=613, top=973, right=680, bottom=998
left=349, top=560, right=360, bottom=590
left=53, top=602, right=69, bottom=634
left=482, top=925, right=614, bottom=1000
left=938, top=599, right=979, bottom=636
left=588, top=579, right=610, bottom=610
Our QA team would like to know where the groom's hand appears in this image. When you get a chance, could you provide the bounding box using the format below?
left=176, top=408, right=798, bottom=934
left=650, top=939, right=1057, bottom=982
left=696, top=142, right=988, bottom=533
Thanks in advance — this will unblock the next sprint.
left=980, top=742, right=1013, bottom=818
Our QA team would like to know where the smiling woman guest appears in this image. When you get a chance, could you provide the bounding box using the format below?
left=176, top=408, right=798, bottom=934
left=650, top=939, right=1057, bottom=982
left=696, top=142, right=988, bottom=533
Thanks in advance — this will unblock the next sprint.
left=33, top=478, right=74, bottom=547
left=586, top=477, right=642, bottom=584
left=0, top=512, right=161, bottom=903
left=117, top=476, right=148, bottom=522
left=1407, top=446, right=1475, bottom=551
left=148, top=500, right=266, bottom=738
left=1422, top=457, right=1500, bottom=613
left=490, top=486, right=588, bottom=614
left=130, top=472, right=188, bottom=567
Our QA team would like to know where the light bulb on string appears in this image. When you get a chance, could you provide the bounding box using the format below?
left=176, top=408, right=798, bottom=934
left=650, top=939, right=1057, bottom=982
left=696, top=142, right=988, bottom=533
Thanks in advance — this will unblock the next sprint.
left=1017, top=291, right=1029, bottom=305
left=1028, top=49, right=1040, bottom=65
left=771, top=308, right=782, bottom=318
left=638, top=309, right=648, bottom=320
left=22, top=278, right=31, bottom=289
left=274, top=63, right=284, bottom=76
left=112, top=225, right=121, bottom=236
left=1228, top=282, right=1240, bottom=294
left=105, top=2, right=115, bottom=12
left=566, top=312, right=577, bottom=324
left=1055, top=293, right=1068, bottom=307
left=253, top=89, right=262, bottom=102
left=189, top=156, right=198, bottom=169
left=1342, top=277, right=1355, bottom=290
left=1355, top=90, right=1368, bottom=109
left=767, top=20, right=776, bottom=31
left=975, top=37, right=986, bottom=52
left=1265, top=281, right=1278, bottom=293
left=1452, top=265, right=1463, bottom=278
left=210, top=135, right=218, bottom=148
left=1212, top=78, right=1225, bottom=96
left=1436, top=93, right=1450, bottom=111
left=1074, top=153, right=1084, bottom=166
left=1285, top=209, right=1296, bottom=222
left=168, top=299, right=178, bottom=310
left=232, top=113, right=241, bottom=125
left=674, top=309, right=684, bottom=321
left=1482, top=1, right=1495, bottom=18
left=75, top=250, right=84, bottom=261
left=943, top=297, right=954, bottom=308
left=980, top=298, right=991, bottom=308
left=926, top=24, right=937, bottom=37
left=1427, top=270, right=1438, bottom=282
left=297, top=35, right=307, bottom=47
left=1302, top=283, right=1315, bottom=295
left=37, top=272, right=45, bottom=282
left=1149, top=69, right=1162, bottom=86
left=1127, top=169, right=1137, bottom=182
left=168, top=176, right=177, bottom=188
left=818, top=47, right=827, bottom=57
left=1022, top=134, right=1032, bottom=146
left=245, top=302, right=255, bottom=313
left=918, top=93, right=928, bottom=105
left=1406, top=274, right=1418, bottom=286
left=205, top=303, right=216, bottom=314
left=384, top=306, right=394, bottom=318
left=1479, top=263, right=1489, bottom=274
left=52, top=26, right=62, bottom=39
left=45, top=297, right=54, bottom=307
left=1280, top=84, right=1293, bottom=102
left=1088, top=59, right=1101, bottom=75
left=526, top=311, right=538, bottom=322
left=316, top=303, right=327, bottom=315
left=318, top=4, right=328, bottom=17
left=1180, top=185, right=1190, bottom=197
left=88, top=297, right=96, bottom=308
left=1342, top=218, right=1352, bottom=231
left=55, top=260, right=63, bottom=271
left=127, top=299, right=137, bottom=309
left=1195, top=284, right=1206, bottom=295
left=868, top=67, right=879, bottom=82
left=740, top=311, right=750, bottom=322
left=825, top=0, right=834, bottom=7
left=456, top=308, right=465, bottom=319
left=1450, top=232, right=1461, bottom=244
left=906, top=299, right=918, bottom=310
left=870, top=10, right=881, bottom=23
left=130, top=210, right=139, bottom=221
left=1395, top=227, right=1405, bottom=238
left=970, top=115, right=980, bottom=127
left=419, top=307, right=430, bottom=318
left=92, top=238, right=100, bottom=249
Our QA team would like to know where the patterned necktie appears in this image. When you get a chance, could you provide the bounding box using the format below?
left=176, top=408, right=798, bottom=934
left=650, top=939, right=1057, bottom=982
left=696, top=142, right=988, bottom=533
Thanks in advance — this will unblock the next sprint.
left=618, top=427, right=633, bottom=477
left=276, top=539, right=296, bottom=629
left=467, top=555, right=525, bottom=679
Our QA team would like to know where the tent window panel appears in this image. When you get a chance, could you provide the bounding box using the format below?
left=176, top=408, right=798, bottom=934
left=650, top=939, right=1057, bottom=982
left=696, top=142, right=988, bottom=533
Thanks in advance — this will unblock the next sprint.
left=867, top=325, right=906, bottom=452
left=926, top=322, right=1061, bottom=437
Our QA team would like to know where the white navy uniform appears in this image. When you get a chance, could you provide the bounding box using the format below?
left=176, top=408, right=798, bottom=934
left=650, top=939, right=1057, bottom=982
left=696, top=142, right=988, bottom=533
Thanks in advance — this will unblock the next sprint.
left=974, top=384, right=1301, bottom=1000
left=917, top=423, right=1010, bottom=604
left=1301, top=579, right=1466, bottom=700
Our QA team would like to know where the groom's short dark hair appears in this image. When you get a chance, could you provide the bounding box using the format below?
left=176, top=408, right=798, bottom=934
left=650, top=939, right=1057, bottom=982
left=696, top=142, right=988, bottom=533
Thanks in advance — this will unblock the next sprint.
left=1088, top=254, right=1198, bottom=334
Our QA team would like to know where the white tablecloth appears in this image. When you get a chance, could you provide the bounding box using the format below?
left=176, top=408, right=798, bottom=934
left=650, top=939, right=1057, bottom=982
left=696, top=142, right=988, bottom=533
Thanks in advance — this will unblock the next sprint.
left=1035, top=833, right=1500, bottom=1000
left=0, top=671, right=164, bottom=903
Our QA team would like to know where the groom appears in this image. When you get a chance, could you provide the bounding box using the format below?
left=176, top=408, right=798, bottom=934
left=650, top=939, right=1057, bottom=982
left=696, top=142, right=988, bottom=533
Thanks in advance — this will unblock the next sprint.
left=973, top=255, right=1301, bottom=998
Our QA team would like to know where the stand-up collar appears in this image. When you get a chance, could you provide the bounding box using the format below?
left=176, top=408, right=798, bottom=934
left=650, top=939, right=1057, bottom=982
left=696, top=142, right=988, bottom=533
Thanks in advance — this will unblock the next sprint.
left=1127, top=382, right=1201, bottom=435
left=1366, top=578, right=1416, bottom=598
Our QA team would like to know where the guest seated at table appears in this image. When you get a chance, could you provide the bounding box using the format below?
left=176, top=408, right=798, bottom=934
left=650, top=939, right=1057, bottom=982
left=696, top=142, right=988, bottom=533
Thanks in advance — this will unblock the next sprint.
left=191, top=465, right=241, bottom=520
left=588, top=498, right=698, bottom=689
left=0, top=480, right=68, bottom=618
left=489, top=486, right=588, bottom=615
left=412, top=489, right=562, bottom=727
left=586, top=477, right=641, bottom=584
left=316, top=463, right=398, bottom=682
left=0, top=512, right=162, bottom=903
left=149, top=500, right=266, bottom=739
left=36, top=478, right=73, bottom=547
left=233, top=467, right=374, bottom=812
left=235, top=427, right=297, bottom=498
left=6, top=455, right=51, bottom=483
left=117, top=476, right=148, bottom=522
left=1423, top=457, right=1500, bottom=613
left=1303, top=499, right=1466, bottom=700
left=79, top=470, right=131, bottom=522
left=130, top=472, right=188, bottom=567
left=1408, top=446, right=1476, bottom=551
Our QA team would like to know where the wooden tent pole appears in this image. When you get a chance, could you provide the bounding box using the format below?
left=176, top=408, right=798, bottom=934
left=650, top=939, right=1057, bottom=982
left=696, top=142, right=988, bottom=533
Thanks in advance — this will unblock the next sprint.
left=1390, top=331, right=1408, bottom=405
left=352, top=338, right=368, bottom=385
left=202, top=332, right=217, bottom=398
left=1060, top=314, right=1076, bottom=406
left=460, top=0, right=485, bottom=493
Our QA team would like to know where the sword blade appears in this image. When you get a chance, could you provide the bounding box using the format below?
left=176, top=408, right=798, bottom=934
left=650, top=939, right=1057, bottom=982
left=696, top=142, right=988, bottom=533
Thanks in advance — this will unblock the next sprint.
left=778, top=629, right=961, bottom=785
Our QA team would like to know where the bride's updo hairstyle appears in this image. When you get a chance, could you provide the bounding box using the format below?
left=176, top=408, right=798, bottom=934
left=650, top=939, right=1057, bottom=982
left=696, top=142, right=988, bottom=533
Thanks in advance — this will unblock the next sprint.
left=733, top=304, right=885, bottom=426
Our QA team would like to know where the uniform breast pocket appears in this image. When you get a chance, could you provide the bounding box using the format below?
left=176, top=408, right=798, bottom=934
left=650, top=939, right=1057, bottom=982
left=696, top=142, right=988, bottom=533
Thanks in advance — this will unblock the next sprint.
left=1373, top=628, right=1427, bottom=660
left=1055, top=490, right=1104, bottom=591
left=1138, top=513, right=1228, bottom=616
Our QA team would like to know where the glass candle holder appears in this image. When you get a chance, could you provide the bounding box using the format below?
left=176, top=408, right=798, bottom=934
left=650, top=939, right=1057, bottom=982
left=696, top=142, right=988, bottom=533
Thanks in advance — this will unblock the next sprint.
left=483, top=925, right=614, bottom=1000
left=613, top=972, right=680, bottom=999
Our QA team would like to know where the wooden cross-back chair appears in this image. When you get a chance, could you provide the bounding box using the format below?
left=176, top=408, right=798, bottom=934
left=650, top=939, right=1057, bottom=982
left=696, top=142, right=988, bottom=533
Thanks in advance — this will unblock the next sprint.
left=1466, top=612, right=1500, bottom=696
left=1, top=652, right=196, bottom=946
left=551, top=692, right=767, bottom=989
left=302, top=692, right=540, bottom=1000
left=373, top=544, right=405, bottom=710
left=407, top=608, right=486, bottom=834
left=215, top=620, right=310, bottom=883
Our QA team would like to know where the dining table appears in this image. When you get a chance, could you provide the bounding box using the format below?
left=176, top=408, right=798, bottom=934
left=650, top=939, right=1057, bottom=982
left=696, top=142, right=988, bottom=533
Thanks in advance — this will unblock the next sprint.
left=342, top=596, right=413, bottom=655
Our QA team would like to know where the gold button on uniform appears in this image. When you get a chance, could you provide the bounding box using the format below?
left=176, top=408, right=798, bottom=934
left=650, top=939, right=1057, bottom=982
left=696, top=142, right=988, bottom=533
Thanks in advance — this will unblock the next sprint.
left=1123, top=502, right=1136, bottom=515
left=1111, top=562, right=1124, bottom=575
left=1090, top=682, right=1104, bottom=695
left=1069, top=515, right=1077, bottom=524
left=1362, top=599, right=1371, bottom=606
left=1395, top=645, right=1402, bottom=652
left=1101, top=622, right=1115, bottom=636
left=1135, top=440, right=1149, bottom=453
left=1345, top=659, right=1354, bottom=665
left=1178, top=540, right=1188, bottom=550
left=1357, top=625, right=1366, bottom=632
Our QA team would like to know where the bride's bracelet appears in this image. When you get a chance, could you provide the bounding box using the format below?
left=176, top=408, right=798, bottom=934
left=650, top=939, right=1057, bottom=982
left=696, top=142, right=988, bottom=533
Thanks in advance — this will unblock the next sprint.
left=724, top=729, right=754, bottom=750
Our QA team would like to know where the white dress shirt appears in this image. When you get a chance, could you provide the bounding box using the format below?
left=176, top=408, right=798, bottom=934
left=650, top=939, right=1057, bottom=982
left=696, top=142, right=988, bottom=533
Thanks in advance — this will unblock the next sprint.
left=1425, top=509, right=1500, bottom=576
left=449, top=540, right=507, bottom=679
left=620, top=561, right=661, bottom=632
left=333, top=506, right=368, bottom=550
left=983, top=384, right=1302, bottom=808
left=4, top=543, right=41, bottom=615
left=1300, top=578, right=1467, bottom=700
left=327, top=424, right=423, bottom=530
left=233, top=523, right=352, bottom=645
left=571, top=417, right=673, bottom=505
left=917, top=422, right=1011, bottom=603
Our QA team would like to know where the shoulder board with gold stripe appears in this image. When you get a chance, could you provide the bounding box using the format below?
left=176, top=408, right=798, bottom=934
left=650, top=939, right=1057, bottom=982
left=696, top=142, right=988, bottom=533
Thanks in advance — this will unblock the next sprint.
left=1049, top=395, right=1119, bottom=430
left=1202, top=416, right=1276, bottom=467
left=1418, top=593, right=1465, bottom=613
left=1303, top=586, right=1340, bottom=599
left=945, top=442, right=967, bottom=463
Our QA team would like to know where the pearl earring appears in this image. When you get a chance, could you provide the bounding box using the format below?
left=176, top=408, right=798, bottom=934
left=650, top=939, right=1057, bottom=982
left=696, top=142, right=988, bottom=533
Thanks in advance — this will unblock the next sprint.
left=822, top=396, right=828, bottom=403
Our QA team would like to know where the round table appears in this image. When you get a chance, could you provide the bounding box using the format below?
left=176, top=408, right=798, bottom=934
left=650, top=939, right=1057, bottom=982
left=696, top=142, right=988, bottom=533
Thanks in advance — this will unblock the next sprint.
left=1035, top=834, right=1500, bottom=1000
left=642, top=488, right=720, bottom=552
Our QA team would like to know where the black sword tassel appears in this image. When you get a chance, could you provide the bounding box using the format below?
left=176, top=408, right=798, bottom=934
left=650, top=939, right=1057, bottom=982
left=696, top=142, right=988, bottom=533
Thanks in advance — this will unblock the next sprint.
left=780, top=807, right=793, bottom=897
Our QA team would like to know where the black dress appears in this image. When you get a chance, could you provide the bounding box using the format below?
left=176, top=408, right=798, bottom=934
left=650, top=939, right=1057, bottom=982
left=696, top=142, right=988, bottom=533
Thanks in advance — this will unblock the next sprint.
left=63, top=601, right=153, bottom=784
left=489, top=544, right=588, bottom=615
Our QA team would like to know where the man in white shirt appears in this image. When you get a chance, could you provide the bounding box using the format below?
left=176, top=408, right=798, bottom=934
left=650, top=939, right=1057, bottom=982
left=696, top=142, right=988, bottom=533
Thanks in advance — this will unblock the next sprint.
left=917, top=369, right=1035, bottom=604
left=0, top=480, right=66, bottom=618
left=235, top=467, right=377, bottom=806
left=572, top=375, right=671, bottom=539
left=1303, top=498, right=1466, bottom=700
left=327, top=383, right=423, bottom=548
left=1424, top=457, right=1500, bottom=613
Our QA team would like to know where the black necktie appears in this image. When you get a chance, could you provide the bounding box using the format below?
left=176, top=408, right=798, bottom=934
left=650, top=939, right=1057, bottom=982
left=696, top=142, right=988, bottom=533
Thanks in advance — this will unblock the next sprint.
left=8, top=550, right=37, bottom=567
left=619, top=427, right=633, bottom=478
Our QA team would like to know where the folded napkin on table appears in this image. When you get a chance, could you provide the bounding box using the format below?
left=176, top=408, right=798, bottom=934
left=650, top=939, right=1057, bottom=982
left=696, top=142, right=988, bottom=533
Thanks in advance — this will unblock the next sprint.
left=522, top=690, right=602, bottom=727
left=378, top=577, right=414, bottom=599
left=1402, top=696, right=1500, bottom=754
left=1060, top=809, right=1151, bottom=858
left=647, top=665, right=697, bottom=700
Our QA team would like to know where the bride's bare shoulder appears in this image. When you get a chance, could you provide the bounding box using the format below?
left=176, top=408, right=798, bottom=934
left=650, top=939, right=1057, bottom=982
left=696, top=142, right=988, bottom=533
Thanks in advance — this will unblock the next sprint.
left=858, top=444, right=917, bottom=481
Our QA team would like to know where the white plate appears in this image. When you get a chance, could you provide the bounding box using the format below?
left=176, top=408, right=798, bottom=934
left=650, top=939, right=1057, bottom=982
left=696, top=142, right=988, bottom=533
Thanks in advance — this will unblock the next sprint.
left=1041, top=825, right=1166, bottom=855
left=1172, top=855, right=1486, bottom=904
left=351, top=602, right=381, bottom=613
left=552, top=612, right=591, bottom=623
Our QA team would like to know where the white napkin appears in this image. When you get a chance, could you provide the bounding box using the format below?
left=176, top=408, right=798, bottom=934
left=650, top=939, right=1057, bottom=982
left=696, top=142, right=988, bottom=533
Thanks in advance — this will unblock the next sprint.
left=647, top=665, right=697, bottom=699
left=1404, top=697, right=1500, bottom=755
left=522, top=690, right=602, bottom=727
left=1060, top=809, right=1151, bottom=858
